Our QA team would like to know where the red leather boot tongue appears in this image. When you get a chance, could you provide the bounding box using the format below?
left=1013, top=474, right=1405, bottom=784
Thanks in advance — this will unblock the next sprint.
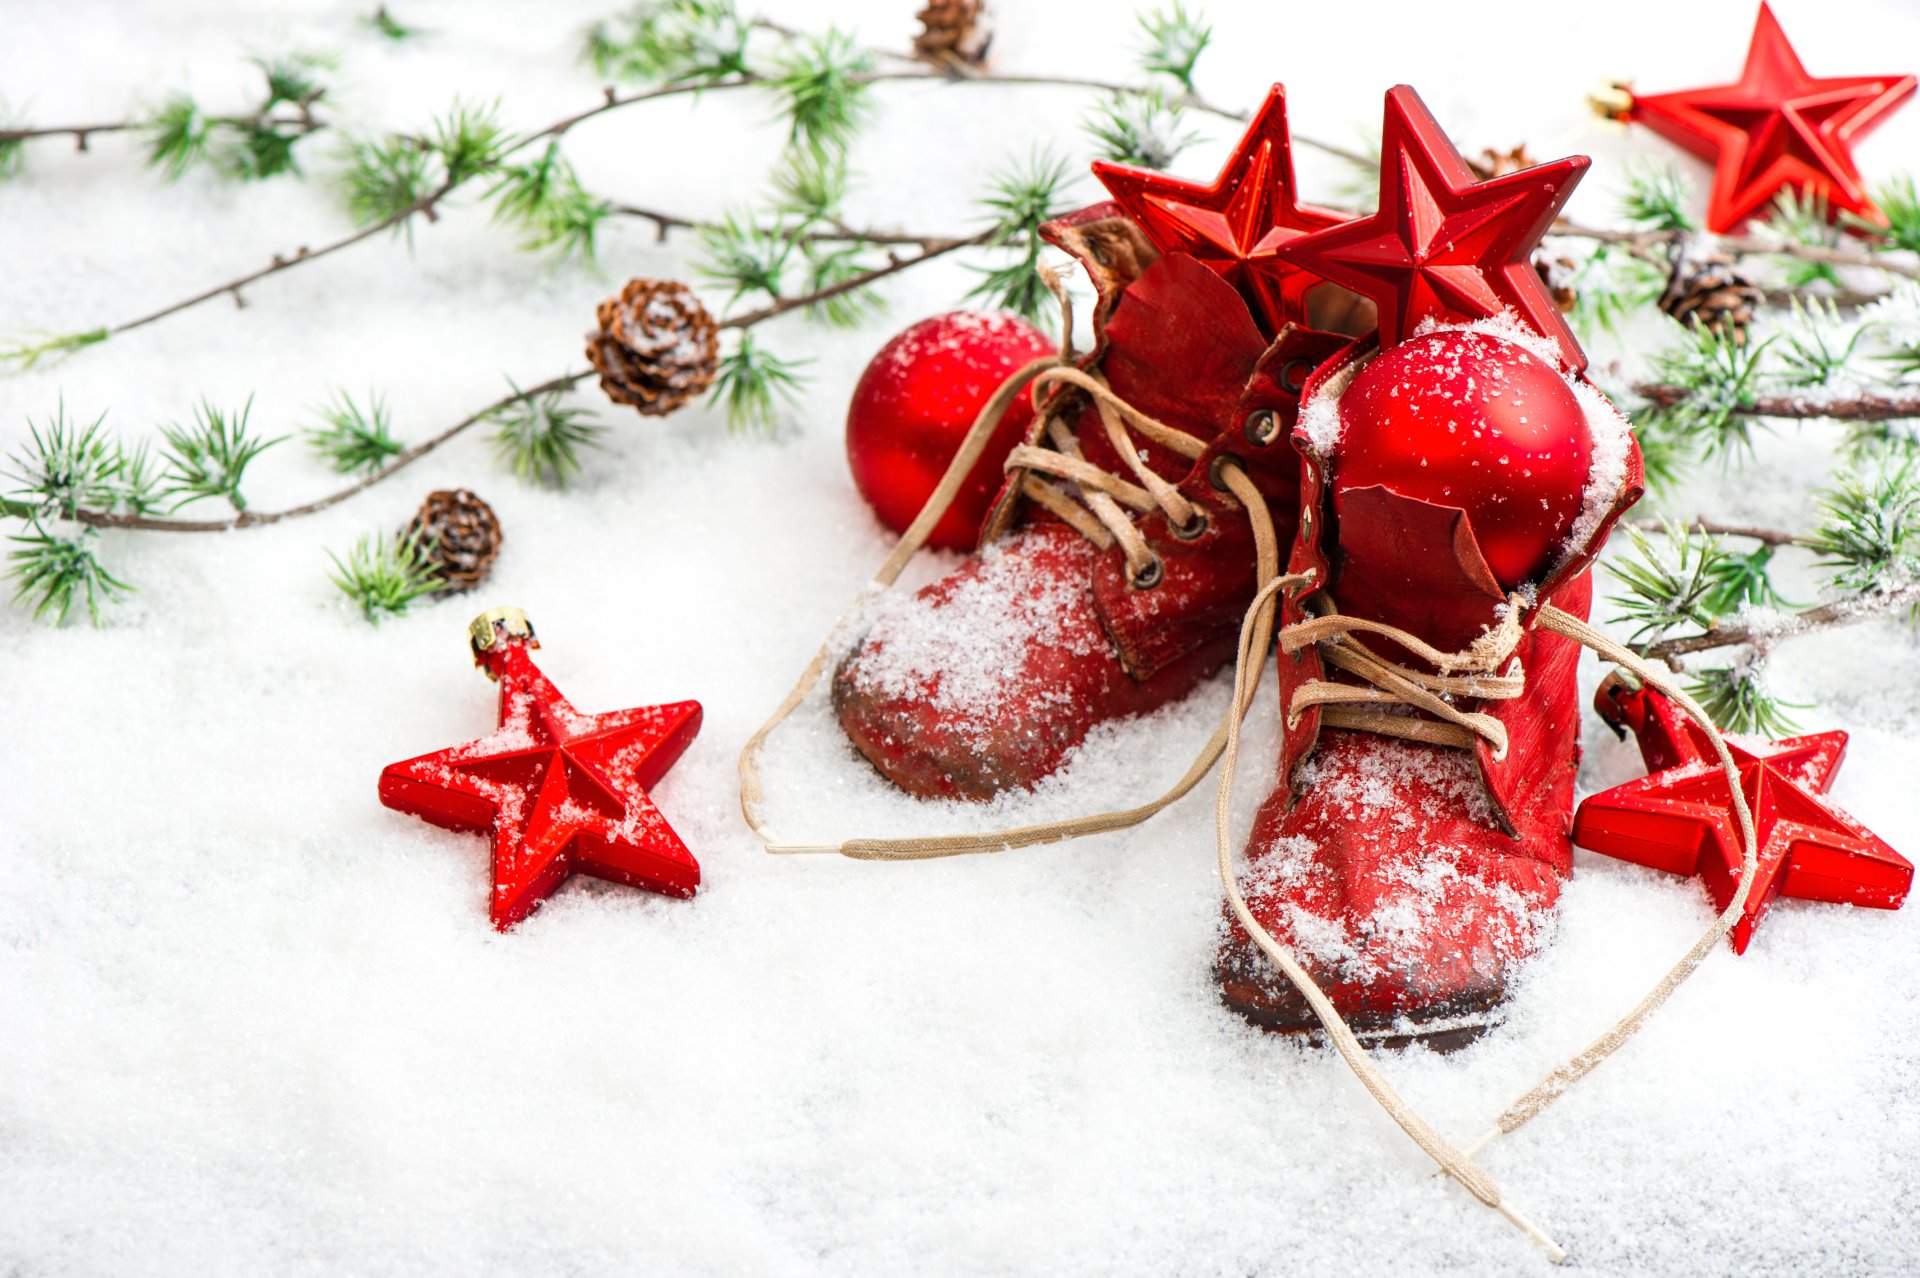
left=1330, top=484, right=1508, bottom=660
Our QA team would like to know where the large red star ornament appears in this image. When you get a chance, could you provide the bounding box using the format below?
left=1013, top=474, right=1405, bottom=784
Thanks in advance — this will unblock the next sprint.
left=379, top=609, right=703, bottom=930
left=1268, top=85, right=1589, bottom=372
left=1623, top=2, right=1915, bottom=234
left=1092, top=84, right=1347, bottom=334
left=1572, top=678, right=1911, bottom=954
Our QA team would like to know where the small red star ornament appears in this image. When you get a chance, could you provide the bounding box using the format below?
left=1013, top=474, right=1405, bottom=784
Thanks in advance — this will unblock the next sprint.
left=379, top=608, right=703, bottom=930
left=1572, top=677, right=1911, bottom=954
left=1092, top=84, right=1347, bottom=334
left=1622, top=2, right=1915, bottom=233
left=1269, top=85, right=1589, bottom=371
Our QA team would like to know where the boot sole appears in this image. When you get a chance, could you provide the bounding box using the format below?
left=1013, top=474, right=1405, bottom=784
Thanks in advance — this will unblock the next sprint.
left=1218, top=971, right=1505, bottom=1055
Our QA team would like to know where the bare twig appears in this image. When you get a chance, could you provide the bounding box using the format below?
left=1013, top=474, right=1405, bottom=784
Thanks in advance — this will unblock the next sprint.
left=55, top=233, right=995, bottom=533
left=1632, top=384, right=1920, bottom=421
left=1639, top=582, right=1920, bottom=660
left=1553, top=220, right=1920, bottom=282
left=1630, top=517, right=1806, bottom=547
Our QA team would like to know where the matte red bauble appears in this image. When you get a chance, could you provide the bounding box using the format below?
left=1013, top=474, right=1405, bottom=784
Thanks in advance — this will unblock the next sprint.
left=847, top=311, right=1056, bottom=551
left=1333, top=330, right=1594, bottom=589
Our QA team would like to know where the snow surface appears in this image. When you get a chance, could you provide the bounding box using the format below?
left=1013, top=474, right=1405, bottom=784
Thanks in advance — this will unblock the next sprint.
left=6, top=1, right=1920, bottom=1274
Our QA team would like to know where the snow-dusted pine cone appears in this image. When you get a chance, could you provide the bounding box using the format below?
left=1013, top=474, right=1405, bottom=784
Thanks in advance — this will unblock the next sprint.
left=586, top=278, right=721, bottom=416
left=406, top=488, right=502, bottom=593
left=1660, top=250, right=1763, bottom=344
left=913, top=0, right=991, bottom=68
left=1466, top=144, right=1537, bottom=181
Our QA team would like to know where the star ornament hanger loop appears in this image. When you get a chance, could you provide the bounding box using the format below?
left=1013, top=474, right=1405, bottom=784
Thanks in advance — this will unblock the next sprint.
left=1623, top=1, right=1915, bottom=233
left=1268, top=85, right=1590, bottom=372
left=1092, top=84, right=1347, bottom=335
left=380, top=610, right=703, bottom=931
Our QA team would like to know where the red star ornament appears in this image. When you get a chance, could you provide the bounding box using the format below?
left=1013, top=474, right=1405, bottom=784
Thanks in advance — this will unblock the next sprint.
left=1624, top=2, right=1915, bottom=234
left=1572, top=678, right=1911, bottom=954
left=379, top=609, right=702, bottom=930
left=1268, top=85, right=1589, bottom=372
left=1092, top=84, right=1346, bottom=334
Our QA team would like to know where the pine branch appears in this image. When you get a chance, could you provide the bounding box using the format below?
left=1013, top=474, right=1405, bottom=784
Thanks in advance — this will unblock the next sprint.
left=1638, top=582, right=1920, bottom=660
left=1633, top=383, right=1920, bottom=421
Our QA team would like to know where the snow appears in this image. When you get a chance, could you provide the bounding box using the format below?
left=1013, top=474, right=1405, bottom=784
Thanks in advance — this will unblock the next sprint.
left=6, top=0, right=1920, bottom=1274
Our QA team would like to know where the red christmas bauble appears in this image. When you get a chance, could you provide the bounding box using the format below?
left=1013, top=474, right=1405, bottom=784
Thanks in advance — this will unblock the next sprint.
left=847, top=311, right=1056, bottom=551
left=1333, top=329, right=1594, bottom=589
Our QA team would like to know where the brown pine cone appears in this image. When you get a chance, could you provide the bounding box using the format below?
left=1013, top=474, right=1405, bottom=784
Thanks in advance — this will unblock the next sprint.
left=406, top=489, right=502, bottom=594
left=914, top=0, right=991, bottom=68
left=1659, top=250, right=1763, bottom=344
left=1466, top=145, right=1538, bottom=181
left=1534, top=254, right=1579, bottom=314
left=586, top=278, right=720, bottom=416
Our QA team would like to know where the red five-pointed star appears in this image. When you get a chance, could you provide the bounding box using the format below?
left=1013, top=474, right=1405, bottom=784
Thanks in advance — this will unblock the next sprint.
left=1092, top=84, right=1347, bottom=335
left=1268, top=85, right=1589, bottom=372
left=379, top=627, right=702, bottom=930
left=1626, top=2, right=1915, bottom=233
left=1572, top=680, right=1910, bottom=954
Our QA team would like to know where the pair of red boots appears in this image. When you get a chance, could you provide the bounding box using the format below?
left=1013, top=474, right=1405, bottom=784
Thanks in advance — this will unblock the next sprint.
left=830, top=157, right=1641, bottom=1051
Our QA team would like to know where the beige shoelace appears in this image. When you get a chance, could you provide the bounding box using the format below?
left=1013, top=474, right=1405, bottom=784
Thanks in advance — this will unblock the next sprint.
left=738, top=324, right=1761, bottom=1263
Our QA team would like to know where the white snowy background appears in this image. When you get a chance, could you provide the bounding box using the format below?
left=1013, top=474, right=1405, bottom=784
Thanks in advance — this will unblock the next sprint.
left=5, top=0, right=1920, bottom=1273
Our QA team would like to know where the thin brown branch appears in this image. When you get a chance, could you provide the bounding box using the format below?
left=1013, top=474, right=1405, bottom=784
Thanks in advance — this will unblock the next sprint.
left=1638, top=581, right=1920, bottom=660
left=605, top=202, right=962, bottom=249
left=1630, top=517, right=1806, bottom=547
left=1552, top=220, right=1920, bottom=282
left=62, top=231, right=997, bottom=533
left=1632, top=383, right=1920, bottom=421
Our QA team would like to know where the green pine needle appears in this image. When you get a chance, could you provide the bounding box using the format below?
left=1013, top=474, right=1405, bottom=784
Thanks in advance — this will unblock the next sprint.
left=1620, top=162, right=1695, bottom=233
left=1647, top=319, right=1775, bottom=461
left=366, top=6, right=420, bottom=40
left=1804, top=457, right=1920, bottom=593
left=8, top=523, right=131, bottom=626
left=711, top=333, right=806, bottom=434
left=695, top=210, right=794, bottom=305
left=1777, top=298, right=1874, bottom=389
left=430, top=98, right=506, bottom=186
left=967, top=148, right=1075, bottom=328
left=1764, top=188, right=1842, bottom=289
left=800, top=242, right=886, bottom=328
left=487, top=142, right=609, bottom=266
left=1859, top=174, right=1920, bottom=254
left=1687, top=662, right=1801, bottom=737
left=1136, top=2, right=1211, bottom=95
left=157, top=396, right=283, bottom=512
left=771, top=148, right=849, bottom=225
left=1567, top=243, right=1666, bottom=340
left=1082, top=90, right=1198, bottom=170
left=337, top=132, right=435, bottom=230
left=0, top=327, right=111, bottom=372
left=488, top=382, right=605, bottom=486
left=0, top=98, right=25, bottom=183
left=327, top=529, right=439, bottom=623
left=5, top=400, right=119, bottom=518
left=770, top=28, right=873, bottom=161
left=584, top=0, right=752, bottom=85
left=218, top=119, right=305, bottom=180
left=111, top=440, right=165, bottom=516
left=305, top=389, right=404, bottom=476
left=144, top=93, right=210, bottom=180
left=1607, top=523, right=1734, bottom=644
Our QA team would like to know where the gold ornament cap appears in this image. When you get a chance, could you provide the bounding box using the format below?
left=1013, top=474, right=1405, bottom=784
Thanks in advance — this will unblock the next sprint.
left=469, top=606, right=538, bottom=678
left=1588, top=80, right=1635, bottom=122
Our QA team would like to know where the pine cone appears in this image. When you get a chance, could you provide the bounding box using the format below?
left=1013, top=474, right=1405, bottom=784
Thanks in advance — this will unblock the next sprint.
left=1659, top=250, right=1763, bottom=344
left=1534, top=254, right=1579, bottom=314
left=406, top=489, right=502, bottom=594
left=1466, top=145, right=1538, bottom=181
left=914, top=0, right=992, bottom=68
left=586, top=278, right=720, bottom=416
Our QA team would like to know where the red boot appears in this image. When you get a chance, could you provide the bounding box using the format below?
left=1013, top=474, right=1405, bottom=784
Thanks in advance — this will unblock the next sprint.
left=1217, top=323, right=1644, bottom=1047
left=834, top=205, right=1349, bottom=801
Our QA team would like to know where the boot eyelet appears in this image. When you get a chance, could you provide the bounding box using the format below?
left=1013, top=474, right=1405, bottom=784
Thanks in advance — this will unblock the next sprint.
left=1242, top=409, right=1280, bottom=447
left=1130, top=556, right=1165, bottom=591
left=1300, top=505, right=1313, bottom=533
left=1279, top=357, right=1314, bottom=396
left=1209, top=454, right=1242, bottom=493
left=1169, top=509, right=1210, bottom=541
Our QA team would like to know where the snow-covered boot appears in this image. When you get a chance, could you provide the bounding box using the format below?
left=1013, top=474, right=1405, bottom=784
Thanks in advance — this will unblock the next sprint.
left=1216, top=321, right=1643, bottom=1047
left=833, top=205, right=1348, bottom=800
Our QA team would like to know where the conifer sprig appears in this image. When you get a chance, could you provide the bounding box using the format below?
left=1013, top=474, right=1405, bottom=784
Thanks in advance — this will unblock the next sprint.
left=1136, top=2, right=1211, bottom=96
left=327, top=530, right=439, bottom=623
left=157, top=398, right=283, bottom=512
left=306, top=391, right=404, bottom=476
left=967, top=148, right=1075, bottom=327
left=488, top=383, right=605, bottom=486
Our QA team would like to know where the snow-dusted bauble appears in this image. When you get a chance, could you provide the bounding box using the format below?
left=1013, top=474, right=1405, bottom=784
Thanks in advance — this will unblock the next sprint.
left=1332, top=329, right=1594, bottom=590
left=846, top=311, right=1055, bottom=552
